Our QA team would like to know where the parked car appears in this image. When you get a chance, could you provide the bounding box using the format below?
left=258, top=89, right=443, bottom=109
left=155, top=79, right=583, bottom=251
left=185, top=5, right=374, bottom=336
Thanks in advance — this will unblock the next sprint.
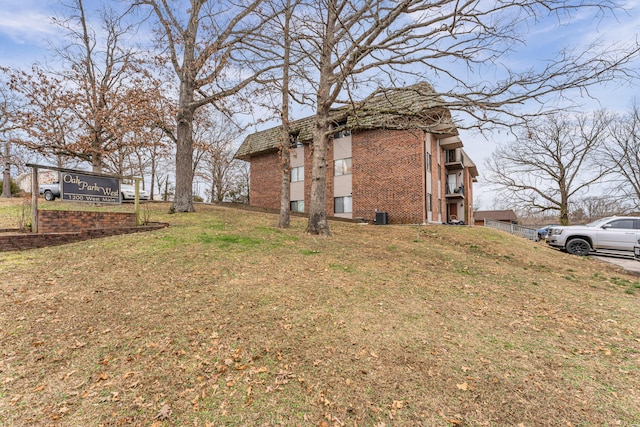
left=39, top=182, right=60, bottom=201
left=546, top=216, right=640, bottom=256
left=536, top=224, right=559, bottom=241
left=120, top=184, right=150, bottom=202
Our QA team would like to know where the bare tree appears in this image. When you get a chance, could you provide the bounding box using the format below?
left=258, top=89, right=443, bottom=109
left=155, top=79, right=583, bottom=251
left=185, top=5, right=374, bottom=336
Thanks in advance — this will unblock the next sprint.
left=277, top=0, right=296, bottom=228
left=8, top=1, right=160, bottom=175
left=191, top=109, right=241, bottom=202
left=102, top=75, right=178, bottom=189
left=291, top=0, right=638, bottom=235
left=485, top=112, right=611, bottom=225
left=0, top=70, right=22, bottom=198
left=570, top=195, right=632, bottom=222
left=226, top=160, right=250, bottom=203
left=51, top=0, right=145, bottom=172
left=134, top=0, right=280, bottom=213
left=8, top=67, right=81, bottom=167
left=601, top=101, right=640, bottom=210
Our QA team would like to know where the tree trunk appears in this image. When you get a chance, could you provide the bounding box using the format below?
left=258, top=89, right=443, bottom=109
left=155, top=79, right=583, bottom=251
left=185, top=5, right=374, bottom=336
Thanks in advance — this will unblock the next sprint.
left=92, top=149, right=103, bottom=173
left=560, top=194, right=570, bottom=225
left=278, top=0, right=293, bottom=228
left=278, top=137, right=291, bottom=228
left=150, top=151, right=156, bottom=201
left=307, top=111, right=331, bottom=236
left=210, top=172, right=216, bottom=203
left=171, top=87, right=195, bottom=212
left=306, top=1, right=336, bottom=236
left=2, top=142, right=10, bottom=198
left=173, top=115, right=195, bottom=212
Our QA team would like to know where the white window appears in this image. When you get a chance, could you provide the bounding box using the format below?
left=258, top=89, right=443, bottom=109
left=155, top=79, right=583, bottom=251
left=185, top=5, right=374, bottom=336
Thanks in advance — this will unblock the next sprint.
left=290, top=133, right=302, bottom=148
left=290, top=200, right=304, bottom=212
left=290, top=166, right=304, bottom=182
left=334, top=158, right=352, bottom=176
left=332, top=120, right=351, bottom=139
left=334, top=196, right=352, bottom=214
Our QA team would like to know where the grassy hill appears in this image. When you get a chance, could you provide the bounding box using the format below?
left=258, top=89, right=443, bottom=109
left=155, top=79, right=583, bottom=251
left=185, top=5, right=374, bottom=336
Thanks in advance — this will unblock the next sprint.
left=1, top=199, right=639, bottom=426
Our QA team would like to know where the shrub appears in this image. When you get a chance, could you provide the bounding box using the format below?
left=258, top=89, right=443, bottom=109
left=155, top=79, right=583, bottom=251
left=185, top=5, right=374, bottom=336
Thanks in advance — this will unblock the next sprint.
left=0, top=178, right=21, bottom=196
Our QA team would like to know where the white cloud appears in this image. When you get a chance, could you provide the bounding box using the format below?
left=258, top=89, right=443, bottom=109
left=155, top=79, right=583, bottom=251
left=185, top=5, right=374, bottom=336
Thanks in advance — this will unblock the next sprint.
left=0, top=5, right=59, bottom=44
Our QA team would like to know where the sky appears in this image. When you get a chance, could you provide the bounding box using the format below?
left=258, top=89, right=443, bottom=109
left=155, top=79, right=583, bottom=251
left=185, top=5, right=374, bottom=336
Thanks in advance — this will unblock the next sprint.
left=1, top=0, right=640, bottom=209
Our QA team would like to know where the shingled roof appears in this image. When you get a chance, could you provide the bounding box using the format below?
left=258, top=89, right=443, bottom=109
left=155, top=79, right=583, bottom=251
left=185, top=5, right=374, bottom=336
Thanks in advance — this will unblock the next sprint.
left=474, top=210, right=518, bottom=222
left=234, top=82, right=459, bottom=160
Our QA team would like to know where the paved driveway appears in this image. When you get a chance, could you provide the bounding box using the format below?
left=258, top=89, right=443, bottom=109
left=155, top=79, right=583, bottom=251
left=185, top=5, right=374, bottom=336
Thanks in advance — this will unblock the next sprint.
left=591, top=254, right=640, bottom=275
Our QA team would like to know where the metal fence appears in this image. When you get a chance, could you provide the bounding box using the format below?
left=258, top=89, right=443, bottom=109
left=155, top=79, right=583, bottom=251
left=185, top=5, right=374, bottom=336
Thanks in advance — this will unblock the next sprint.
left=484, top=219, right=539, bottom=241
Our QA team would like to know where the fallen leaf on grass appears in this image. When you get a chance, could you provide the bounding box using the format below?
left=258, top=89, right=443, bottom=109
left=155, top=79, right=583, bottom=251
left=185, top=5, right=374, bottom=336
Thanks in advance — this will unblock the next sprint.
left=250, top=366, right=268, bottom=375
left=155, top=404, right=171, bottom=420
left=246, top=384, right=253, bottom=405
left=456, top=382, right=468, bottom=391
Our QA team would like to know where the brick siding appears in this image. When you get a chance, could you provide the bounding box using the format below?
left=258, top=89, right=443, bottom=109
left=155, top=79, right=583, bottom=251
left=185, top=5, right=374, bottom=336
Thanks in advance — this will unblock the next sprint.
left=249, top=152, right=282, bottom=210
left=352, top=129, right=425, bottom=223
left=0, top=223, right=167, bottom=252
left=38, top=210, right=136, bottom=233
left=246, top=128, right=474, bottom=225
left=0, top=210, right=168, bottom=252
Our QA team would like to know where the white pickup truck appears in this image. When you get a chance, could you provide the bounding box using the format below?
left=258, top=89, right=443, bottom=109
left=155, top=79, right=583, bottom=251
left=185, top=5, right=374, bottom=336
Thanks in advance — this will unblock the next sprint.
left=546, top=216, right=640, bottom=256
left=39, top=182, right=61, bottom=201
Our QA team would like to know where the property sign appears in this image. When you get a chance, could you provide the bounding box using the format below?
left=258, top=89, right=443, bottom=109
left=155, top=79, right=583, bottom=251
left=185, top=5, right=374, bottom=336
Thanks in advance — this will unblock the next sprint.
left=61, top=173, right=120, bottom=204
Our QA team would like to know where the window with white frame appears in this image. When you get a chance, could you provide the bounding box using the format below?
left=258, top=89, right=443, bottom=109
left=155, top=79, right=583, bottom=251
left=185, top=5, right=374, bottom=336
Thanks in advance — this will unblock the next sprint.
left=332, top=120, right=351, bottom=139
left=290, top=133, right=302, bottom=148
left=334, top=158, right=352, bottom=176
left=290, top=166, right=304, bottom=182
left=290, top=200, right=304, bottom=212
left=334, top=196, right=352, bottom=214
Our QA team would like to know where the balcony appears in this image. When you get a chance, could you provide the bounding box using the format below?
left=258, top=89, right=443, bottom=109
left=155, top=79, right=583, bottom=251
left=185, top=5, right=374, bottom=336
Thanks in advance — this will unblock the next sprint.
left=439, top=136, right=463, bottom=150
left=445, top=184, right=465, bottom=199
left=445, top=150, right=464, bottom=170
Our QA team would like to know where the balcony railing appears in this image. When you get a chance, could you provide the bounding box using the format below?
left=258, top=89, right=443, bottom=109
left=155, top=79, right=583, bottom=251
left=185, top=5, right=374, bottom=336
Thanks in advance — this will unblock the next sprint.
left=446, top=184, right=464, bottom=196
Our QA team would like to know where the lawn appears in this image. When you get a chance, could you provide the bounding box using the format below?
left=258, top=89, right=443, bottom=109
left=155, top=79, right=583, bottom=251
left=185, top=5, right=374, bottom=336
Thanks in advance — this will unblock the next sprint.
left=0, top=198, right=639, bottom=426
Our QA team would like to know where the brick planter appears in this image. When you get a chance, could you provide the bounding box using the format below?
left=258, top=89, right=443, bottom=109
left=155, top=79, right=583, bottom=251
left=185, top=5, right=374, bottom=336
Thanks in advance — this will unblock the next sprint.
left=37, top=210, right=137, bottom=233
left=0, top=210, right=168, bottom=252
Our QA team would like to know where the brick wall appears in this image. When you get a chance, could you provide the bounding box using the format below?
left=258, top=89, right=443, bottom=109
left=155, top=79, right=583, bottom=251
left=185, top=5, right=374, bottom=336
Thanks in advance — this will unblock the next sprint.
left=38, top=210, right=137, bottom=233
left=249, top=151, right=282, bottom=210
left=0, top=223, right=168, bottom=252
left=352, top=129, right=425, bottom=223
left=245, top=128, right=468, bottom=225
